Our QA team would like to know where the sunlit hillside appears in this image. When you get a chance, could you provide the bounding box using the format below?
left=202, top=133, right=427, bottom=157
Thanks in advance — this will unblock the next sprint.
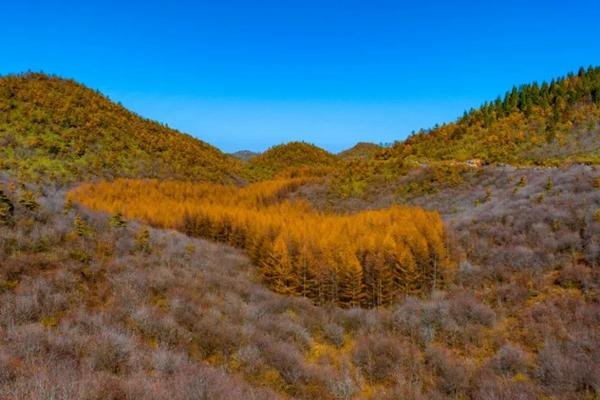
left=338, top=142, right=382, bottom=160
left=329, top=67, right=600, bottom=199
left=0, top=73, right=243, bottom=183
left=382, top=66, right=600, bottom=165
left=245, top=141, right=339, bottom=180
left=1, top=66, right=599, bottom=400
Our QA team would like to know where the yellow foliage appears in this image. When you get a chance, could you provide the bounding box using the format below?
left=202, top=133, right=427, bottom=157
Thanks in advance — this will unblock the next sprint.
left=259, top=368, right=284, bottom=389
left=0, top=280, right=19, bottom=291
left=41, top=316, right=60, bottom=328
left=68, top=177, right=450, bottom=307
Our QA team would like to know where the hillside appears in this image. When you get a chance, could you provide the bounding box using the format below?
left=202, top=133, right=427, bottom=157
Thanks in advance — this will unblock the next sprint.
left=245, top=141, right=338, bottom=179
left=0, top=73, right=243, bottom=183
left=3, top=164, right=599, bottom=399
left=381, top=66, right=600, bottom=165
left=1, top=66, right=600, bottom=400
left=330, top=66, right=600, bottom=198
left=338, top=142, right=382, bottom=159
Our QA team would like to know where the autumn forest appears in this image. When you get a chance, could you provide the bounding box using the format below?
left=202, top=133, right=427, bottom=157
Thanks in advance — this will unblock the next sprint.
left=1, top=65, right=599, bottom=400
left=68, top=178, right=450, bottom=308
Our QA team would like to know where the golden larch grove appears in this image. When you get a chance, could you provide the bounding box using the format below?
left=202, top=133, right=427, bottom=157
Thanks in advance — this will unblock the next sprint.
left=68, top=178, right=451, bottom=307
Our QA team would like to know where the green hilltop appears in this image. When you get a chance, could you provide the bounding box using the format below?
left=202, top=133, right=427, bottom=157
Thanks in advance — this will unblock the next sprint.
left=245, top=141, right=339, bottom=179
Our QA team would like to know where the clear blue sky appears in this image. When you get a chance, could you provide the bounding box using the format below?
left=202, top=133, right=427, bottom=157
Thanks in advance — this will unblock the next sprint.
left=2, top=1, right=600, bottom=153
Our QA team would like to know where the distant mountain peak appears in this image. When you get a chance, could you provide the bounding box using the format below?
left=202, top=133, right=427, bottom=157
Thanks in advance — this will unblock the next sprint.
left=229, top=150, right=260, bottom=161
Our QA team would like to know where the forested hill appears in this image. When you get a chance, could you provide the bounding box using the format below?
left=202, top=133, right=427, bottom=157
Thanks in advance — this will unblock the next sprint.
left=245, top=141, right=338, bottom=179
left=0, top=73, right=243, bottom=183
left=338, top=142, right=382, bottom=159
left=382, top=66, right=600, bottom=165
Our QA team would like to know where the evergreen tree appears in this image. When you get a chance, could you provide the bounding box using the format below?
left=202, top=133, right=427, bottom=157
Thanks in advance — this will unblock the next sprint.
left=109, top=212, right=127, bottom=228
left=19, top=190, right=39, bottom=211
left=73, top=214, right=92, bottom=237
left=338, top=250, right=364, bottom=308
left=0, top=190, right=14, bottom=224
left=136, top=228, right=151, bottom=252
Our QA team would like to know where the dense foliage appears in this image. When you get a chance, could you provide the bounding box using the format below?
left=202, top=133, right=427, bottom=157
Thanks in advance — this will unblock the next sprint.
left=245, top=142, right=339, bottom=180
left=383, top=66, right=600, bottom=165
left=68, top=178, right=450, bottom=307
left=0, top=73, right=243, bottom=183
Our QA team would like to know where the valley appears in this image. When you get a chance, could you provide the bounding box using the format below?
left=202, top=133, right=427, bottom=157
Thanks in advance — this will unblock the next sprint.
left=0, top=67, right=599, bottom=399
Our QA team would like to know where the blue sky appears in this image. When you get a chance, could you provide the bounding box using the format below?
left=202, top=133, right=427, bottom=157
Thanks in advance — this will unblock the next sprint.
left=2, top=1, right=600, bottom=152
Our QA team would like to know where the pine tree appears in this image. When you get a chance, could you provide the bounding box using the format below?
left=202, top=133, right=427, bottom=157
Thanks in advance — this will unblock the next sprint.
left=337, top=249, right=364, bottom=308
left=135, top=228, right=151, bottom=252
left=392, top=245, right=421, bottom=295
left=63, top=197, right=73, bottom=213
left=0, top=190, right=14, bottom=224
left=74, top=214, right=92, bottom=237
left=19, top=190, right=39, bottom=211
left=262, top=234, right=298, bottom=295
left=362, top=245, right=393, bottom=308
left=545, top=177, right=554, bottom=192
left=109, top=212, right=127, bottom=228
left=296, top=244, right=318, bottom=299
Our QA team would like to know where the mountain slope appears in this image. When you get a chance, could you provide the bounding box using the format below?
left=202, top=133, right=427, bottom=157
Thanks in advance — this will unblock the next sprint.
left=245, top=141, right=338, bottom=179
left=382, top=66, right=600, bottom=165
left=338, top=142, right=382, bottom=159
left=0, top=73, right=243, bottom=183
left=1, top=66, right=600, bottom=399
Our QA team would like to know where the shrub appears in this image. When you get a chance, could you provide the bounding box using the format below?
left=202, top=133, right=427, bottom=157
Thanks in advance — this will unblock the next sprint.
left=0, top=349, right=17, bottom=384
left=153, top=348, right=187, bottom=376
left=91, top=333, right=131, bottom=374
left=234, top=345, right=263, bottom=369
left=352, top=334, right=406, bottom=383
left=425, top=345, right=473, bottom=395
left=555, top=264, right=593, bottom=291
left=448, top=292, right=496, bottom=327
left=537, top=339, right=600, bottom=396
left=487, top=343, right=529, bottom=377
left=322, top=322, right=345, bottom=347
left=472, top=370, right=538, bottom=400
left=327, top=373, right=356, bottom=400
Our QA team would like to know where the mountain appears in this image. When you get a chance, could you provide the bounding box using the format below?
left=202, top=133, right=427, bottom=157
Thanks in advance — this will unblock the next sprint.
left=0, top=73, right=243, bottom=183
left=1, top=67, right=600, bottom=400
left=229, top=150, right=260, bottom=161
left=330, top=66, right=600, bottom=198
left=338, top=142, right=382, bottom=159
left=245, top=141, right=338, bottom=179
left=380, top=66, right=600, bottom=165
